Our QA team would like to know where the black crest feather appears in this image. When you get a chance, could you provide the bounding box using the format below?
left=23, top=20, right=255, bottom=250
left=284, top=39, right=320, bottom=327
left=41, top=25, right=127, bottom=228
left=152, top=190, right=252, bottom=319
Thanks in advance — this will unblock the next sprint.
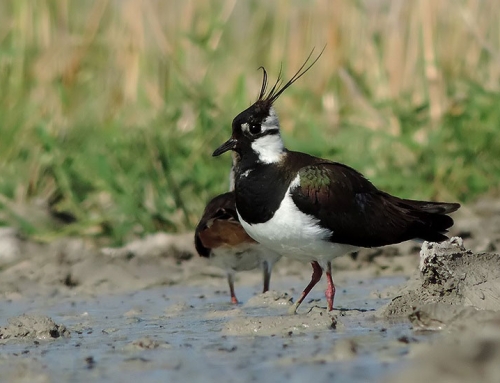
left=257, top=47, right=325, bottom=106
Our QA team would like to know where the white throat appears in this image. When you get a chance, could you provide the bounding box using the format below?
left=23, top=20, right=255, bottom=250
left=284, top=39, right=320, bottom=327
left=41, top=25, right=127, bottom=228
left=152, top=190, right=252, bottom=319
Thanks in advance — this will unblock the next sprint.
left=251, top=133, right=285, bottom=164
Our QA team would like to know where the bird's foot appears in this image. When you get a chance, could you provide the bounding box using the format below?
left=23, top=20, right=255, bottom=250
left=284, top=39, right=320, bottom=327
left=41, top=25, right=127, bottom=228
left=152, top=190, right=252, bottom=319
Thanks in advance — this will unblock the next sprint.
left=288, top=301, right=300, bottom=315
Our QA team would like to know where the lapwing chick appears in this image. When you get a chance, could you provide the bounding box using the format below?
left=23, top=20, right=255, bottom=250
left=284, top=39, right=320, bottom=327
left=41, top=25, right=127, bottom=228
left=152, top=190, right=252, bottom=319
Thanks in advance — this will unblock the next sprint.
left=213, top=51, right=460, bottom=313
left=195, top=191, right=281, bottom=304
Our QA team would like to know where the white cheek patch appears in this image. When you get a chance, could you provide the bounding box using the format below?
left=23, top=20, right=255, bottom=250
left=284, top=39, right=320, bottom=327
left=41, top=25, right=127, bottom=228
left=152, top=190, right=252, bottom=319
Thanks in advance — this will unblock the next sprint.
left=241, top=123, right=249, bottom=133
left=262, top=107, right=279, bottom=130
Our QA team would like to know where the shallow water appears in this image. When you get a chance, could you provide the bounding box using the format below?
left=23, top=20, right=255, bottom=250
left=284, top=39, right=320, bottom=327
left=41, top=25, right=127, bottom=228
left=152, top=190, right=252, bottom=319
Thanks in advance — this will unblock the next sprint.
left=0, top=276, right=426, bottom=383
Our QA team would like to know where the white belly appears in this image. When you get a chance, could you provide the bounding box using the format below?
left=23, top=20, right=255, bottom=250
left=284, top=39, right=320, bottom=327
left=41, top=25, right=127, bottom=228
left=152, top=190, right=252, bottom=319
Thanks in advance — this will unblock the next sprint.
left=238, top=190, right=357, bottom=268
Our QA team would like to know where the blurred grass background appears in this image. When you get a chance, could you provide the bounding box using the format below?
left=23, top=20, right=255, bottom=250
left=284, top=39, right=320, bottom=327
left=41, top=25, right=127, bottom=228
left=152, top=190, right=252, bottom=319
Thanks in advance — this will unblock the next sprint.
left=0, top=0, right=499, bottom=244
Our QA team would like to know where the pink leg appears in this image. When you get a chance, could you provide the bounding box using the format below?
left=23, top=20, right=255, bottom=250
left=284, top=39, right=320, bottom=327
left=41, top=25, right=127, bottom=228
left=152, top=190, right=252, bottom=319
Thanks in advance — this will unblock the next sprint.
left=227, top=273, right=239, bottom=304
left=288, top=261, right=323, bottom=314
left=325, top=261, right=336, bottom=311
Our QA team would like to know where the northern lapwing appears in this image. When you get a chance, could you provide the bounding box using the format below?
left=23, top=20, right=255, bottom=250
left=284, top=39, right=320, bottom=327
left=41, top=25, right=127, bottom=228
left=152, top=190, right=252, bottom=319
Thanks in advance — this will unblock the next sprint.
left=212, top=51, right=460, bottom=313
left=195, top=191, right=281, bottom=304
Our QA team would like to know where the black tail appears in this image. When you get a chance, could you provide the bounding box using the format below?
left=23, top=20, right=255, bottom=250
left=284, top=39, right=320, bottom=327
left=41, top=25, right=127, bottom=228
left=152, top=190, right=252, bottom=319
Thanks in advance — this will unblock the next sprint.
left=398, top=199, right=460, bottom=243
left=401, top=199, right=460, bottom=215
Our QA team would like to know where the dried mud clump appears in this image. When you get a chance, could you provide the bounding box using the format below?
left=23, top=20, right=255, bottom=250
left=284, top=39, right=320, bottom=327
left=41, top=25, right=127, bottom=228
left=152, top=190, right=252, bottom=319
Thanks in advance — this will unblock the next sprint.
left=0, top=314, right=70, bottom=341
left=384, top=237, right=500, bottom=318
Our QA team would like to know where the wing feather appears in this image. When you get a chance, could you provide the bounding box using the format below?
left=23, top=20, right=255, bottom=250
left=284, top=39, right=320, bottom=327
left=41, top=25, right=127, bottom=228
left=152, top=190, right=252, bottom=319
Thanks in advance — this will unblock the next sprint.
left=291, top=163, right=458, bottom=247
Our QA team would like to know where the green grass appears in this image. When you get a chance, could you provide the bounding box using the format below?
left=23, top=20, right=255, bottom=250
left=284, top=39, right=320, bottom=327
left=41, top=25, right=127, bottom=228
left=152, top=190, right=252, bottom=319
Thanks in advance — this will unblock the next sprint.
left=1, top=1, right=500, bottom=245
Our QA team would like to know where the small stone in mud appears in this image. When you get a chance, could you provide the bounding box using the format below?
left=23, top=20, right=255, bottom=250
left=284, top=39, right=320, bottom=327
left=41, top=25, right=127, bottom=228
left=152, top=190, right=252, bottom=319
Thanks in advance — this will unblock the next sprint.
left=0, top=314, right=70, bottom=341
left=217, top=345, right=237, bottom=352
left=397, top=335, right=417, bottom=344
left=125, top=336, right=172, bottom=350
left=102, top=328, right=118, bottom=334
left=85, top=356, right=96, bottom=369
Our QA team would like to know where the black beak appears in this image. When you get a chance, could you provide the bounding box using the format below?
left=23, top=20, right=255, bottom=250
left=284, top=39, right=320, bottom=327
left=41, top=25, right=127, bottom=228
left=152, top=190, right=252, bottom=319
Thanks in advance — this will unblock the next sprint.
left=213, top=138, right=237, bottom=157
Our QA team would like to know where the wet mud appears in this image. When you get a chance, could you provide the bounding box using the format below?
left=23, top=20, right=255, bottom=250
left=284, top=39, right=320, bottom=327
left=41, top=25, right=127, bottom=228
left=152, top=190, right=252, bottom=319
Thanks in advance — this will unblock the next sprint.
left=0, top=197, right=499, bottom=382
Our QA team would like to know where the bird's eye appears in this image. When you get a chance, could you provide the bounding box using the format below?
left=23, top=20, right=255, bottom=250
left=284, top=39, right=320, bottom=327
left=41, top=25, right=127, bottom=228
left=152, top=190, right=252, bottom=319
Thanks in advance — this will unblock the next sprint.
left=249, top=124, right=261, bottom=135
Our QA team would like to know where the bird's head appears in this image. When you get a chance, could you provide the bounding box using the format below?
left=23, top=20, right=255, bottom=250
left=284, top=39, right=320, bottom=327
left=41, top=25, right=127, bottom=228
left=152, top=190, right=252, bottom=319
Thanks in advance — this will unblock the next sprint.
left=213, top=49, right=323, bottom=165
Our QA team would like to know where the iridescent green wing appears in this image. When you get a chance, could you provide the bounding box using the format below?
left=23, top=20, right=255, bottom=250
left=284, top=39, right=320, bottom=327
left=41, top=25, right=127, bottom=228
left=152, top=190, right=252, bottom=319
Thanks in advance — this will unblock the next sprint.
left=290, top=162, right=404, bottom=246
left=293, top=162, right=375, bottom=212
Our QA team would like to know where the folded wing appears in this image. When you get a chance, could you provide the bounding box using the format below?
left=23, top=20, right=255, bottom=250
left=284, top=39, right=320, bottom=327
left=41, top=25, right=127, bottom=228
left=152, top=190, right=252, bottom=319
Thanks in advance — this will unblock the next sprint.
left=291, top=162, right=460, bottom=247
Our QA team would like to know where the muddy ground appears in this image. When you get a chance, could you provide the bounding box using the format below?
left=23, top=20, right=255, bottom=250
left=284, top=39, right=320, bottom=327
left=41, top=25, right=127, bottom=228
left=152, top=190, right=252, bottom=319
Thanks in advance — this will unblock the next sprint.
left=0, top=197, right=499, bottom=382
